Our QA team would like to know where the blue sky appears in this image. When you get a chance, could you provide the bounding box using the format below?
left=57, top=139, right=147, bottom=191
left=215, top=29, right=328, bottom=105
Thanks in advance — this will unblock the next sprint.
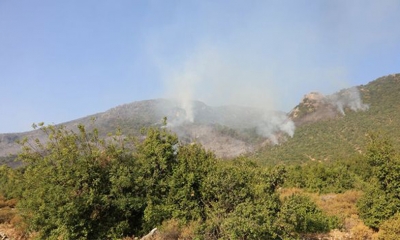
left=1, top=0, right=400, bottom=133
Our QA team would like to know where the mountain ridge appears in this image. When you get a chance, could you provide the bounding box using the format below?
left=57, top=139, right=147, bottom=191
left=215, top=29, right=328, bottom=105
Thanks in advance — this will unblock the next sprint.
left=0, top=99, right=275, bottom=160
left=1, top=73, right=399, bottom=166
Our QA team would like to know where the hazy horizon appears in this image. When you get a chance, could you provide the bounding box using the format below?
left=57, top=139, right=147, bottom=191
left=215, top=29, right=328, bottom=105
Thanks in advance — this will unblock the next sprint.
left=1, top=0, right=400, bottom=133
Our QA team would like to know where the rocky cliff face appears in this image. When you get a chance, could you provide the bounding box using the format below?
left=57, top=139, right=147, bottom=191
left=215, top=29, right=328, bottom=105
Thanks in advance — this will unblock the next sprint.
left=289, top=92, right=339, bottom=126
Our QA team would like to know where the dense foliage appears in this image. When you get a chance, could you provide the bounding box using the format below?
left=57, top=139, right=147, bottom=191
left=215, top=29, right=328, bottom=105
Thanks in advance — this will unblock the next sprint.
left=284, top=162, right=356, bottom=194
left=0, top=124, right=337, bottom=239
left=278, top=194, right=338, bottom=234
left=357, top=133, right=400, bottom=230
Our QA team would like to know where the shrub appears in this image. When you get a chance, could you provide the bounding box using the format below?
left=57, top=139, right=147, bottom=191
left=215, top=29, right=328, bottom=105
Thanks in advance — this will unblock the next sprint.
left=16, top=124, right=147, bottom=239
left=357, top=134, right=400, bottom=230
left=357, top=184, right=398, bottom=229
left=156, top=219, right=199, bottom=240
left=350, top=222, right=374, bottom=240
left=377, top=213, right=400, bottom=240
left=278, top=194, right=339, bottom=236
left=0, top=206, right=15, bottom=224
left=285, top=162, right=356, bottom=194
left=314, top=190, right=363, bottom=222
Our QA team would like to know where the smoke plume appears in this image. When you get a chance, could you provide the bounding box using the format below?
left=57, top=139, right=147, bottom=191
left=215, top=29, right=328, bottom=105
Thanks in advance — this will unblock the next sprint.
left=257, top=112, right=295, bottom=144
left=327, top=87, right=369, bottom=115
left=160, top=46, right=296, bottom=142
left=149, top=1, right=397, bottom=142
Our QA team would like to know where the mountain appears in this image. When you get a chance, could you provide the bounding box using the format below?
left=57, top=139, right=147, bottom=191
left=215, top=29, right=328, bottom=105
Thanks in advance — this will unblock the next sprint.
left=0, top=99, right=275, bottom=164
left=252, top=73, right=400, bottom=164
left=289, top=92, right=344, bottom=126
left=1, top=73, right=399, bottom=166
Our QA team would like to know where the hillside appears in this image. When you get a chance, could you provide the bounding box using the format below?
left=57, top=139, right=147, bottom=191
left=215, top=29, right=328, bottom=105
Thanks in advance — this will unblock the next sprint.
left=1, top=74, right=399, bottom=166
left=0, top=99, right=272, bottom=163
left=1, top=73, right=400, bottom=239
left=252, top=73, right=400, bottom=165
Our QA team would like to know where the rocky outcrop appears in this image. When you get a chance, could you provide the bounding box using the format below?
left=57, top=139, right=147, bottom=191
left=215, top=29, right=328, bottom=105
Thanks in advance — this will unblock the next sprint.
left=289, top=92, right=338, bottom=126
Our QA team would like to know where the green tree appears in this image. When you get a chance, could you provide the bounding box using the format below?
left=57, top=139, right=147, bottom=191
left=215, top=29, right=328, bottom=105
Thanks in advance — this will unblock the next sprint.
left=166, top=143, right=216, bottom=223
left=6, top=122, right=342, bottom=239
left=357, top=133, right=400, bottom=229
left=357, top=183, right=397, bottom=229
left=134, top=126, right=179, bottom=231
left=277, top=194, right=338, bottom=237
left=16, top=124, right=144, bottom=239
left=0, top=165, right=19, bottom=199
left=221, top=198, right=281, bottom=239
left=200, top=160, right=287, bottom=239
left=285, top=162, right=355, bottom=194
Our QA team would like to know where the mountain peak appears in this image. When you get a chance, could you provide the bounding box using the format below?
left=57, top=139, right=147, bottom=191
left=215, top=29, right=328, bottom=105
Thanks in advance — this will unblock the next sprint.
left=289, top=91, right=338, bottom=126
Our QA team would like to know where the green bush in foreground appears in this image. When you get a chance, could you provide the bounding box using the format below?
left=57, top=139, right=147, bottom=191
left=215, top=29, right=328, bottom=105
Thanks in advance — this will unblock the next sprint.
left=16, top=124, right=145, bottom=239
left=357, top=133, right=400, bottom=230
left=0, top=123, right=339, bottom=239
left=277, top=194, right=339, bottom=238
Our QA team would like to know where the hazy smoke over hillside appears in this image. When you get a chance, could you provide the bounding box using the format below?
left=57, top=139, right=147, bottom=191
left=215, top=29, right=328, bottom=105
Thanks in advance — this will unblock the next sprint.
left=327, top=87, right=369, bottom=115
left=159, top=46, right=297, bottom=142
left=151, top=1, right=397, bottom=142
left=257, top=113, right=295, bottom=144
left=159, top=46, right=369, bottom=142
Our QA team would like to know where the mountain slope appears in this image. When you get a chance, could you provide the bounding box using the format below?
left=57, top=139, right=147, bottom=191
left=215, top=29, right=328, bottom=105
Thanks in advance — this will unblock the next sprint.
left=252, top=73, right=400, bottom=165
left=0, top=99, right=273, bottom=162
left=1, top=74, right=399, bottom=166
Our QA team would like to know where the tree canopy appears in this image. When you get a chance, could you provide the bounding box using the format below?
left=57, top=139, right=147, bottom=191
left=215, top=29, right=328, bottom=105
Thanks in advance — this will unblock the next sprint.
left=0, top=123, right=339, bottom=239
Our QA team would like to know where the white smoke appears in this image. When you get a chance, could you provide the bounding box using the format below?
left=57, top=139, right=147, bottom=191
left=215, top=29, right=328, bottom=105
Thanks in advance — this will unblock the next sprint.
left=162, top=47, right=219, bottom=124
left=159, top=47, right=296, bottom=142
left=327, top=87, right=369, bottom=115
left=161, top=45, right=278, bottom=120
left=257, top=112, right=295, bottom=144
left=169, top=71, right=199, bottom=123
left=159, top=45, right=367, bottom=144
left=142, top=0, right=395, bottom=148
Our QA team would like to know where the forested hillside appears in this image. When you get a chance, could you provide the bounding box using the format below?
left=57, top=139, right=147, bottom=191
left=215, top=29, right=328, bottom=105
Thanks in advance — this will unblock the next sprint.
left=253, top=74, right=400, bottom=165
left=0, top=99, right=269, bottom=161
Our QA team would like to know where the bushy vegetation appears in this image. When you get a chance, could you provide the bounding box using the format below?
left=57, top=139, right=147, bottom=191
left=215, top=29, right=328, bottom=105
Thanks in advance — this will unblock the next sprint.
left=357, top=133, right=400, bottom=230
left=284, top=162, right=356, bottom=194
left=377, top=213, right=400, bottom=239
left=273, top=130, right=400, bottom=236
left=0, top=123, right=339, bottom=239
left=278, top=194, right=338, bottom=234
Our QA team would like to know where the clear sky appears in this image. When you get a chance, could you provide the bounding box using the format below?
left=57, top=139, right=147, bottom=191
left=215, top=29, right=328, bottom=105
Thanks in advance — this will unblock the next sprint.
left=1, top=0, right=400, bottom=133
